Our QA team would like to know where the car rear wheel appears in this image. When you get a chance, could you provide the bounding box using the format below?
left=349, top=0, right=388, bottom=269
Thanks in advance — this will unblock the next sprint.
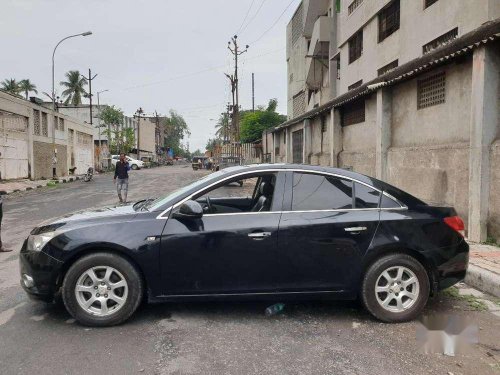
left=62, top=253, right=143, bottom=327
left=361, top=253, right=429, bottom=323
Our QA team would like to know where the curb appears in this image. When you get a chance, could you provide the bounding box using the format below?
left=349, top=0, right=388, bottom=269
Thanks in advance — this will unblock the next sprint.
left=0, top=175, right=83, bottom=196
left=464, top=264, right=500, bottom=298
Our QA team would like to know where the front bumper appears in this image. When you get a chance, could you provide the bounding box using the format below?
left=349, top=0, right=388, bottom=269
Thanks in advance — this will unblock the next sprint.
left=19, top=240, right=64, bottom=302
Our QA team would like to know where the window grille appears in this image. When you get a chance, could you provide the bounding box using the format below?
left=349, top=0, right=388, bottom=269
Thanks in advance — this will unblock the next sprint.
left=348, top=30, right=363, bottom=64
left=291, top=3, right=304, bottom=46
left=54, top=116, right=58, bottom=131
left=292, top=91, right=306, bottom=118
left=422, top=28, right=458, bottom=54
left=321, top=115, right=327, bottom=133
left=378, top=0, right=400, bottom=42
left=348, top=80, right=363, bottom=91
left=348, top=0, right=363, bottom=15
left=424, top=0, right=439, bottom=9
left=377, top=59, right=399, bottom=76
left=59, top=118, right=65, bottom=131
left=342, top=99, right=365, bottom=126
left=33, top=109, right=41, bottom=135
left=41, top=112, right=48, bottom=137
left=417, top=72, right=446, bottom=109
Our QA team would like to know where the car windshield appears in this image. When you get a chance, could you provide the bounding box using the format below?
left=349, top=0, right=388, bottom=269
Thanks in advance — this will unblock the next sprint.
left=144, top=170, right=227, bottom=211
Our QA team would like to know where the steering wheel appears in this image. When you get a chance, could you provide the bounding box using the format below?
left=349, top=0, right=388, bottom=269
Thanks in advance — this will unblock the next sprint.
left=205, top=196, right=213, bottom=213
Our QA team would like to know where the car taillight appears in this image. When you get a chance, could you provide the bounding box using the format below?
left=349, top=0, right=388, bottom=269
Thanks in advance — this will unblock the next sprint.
left=444, top=216, right=465, bottom=237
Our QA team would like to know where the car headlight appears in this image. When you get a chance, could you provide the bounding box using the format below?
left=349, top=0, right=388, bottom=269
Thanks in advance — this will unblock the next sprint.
left=27, top=232, right=56, bottom=252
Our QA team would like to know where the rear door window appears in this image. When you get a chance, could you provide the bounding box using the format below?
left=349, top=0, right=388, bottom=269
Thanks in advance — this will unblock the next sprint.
left=354, top=183, right=380, bottom=208
left=291, top=172, right=353, bottom=211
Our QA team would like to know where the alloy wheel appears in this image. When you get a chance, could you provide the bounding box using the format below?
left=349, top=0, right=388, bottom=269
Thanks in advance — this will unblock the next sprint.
left=374, top=266, right=420, bottom=313
left=74, top=266, right=129, bottom=317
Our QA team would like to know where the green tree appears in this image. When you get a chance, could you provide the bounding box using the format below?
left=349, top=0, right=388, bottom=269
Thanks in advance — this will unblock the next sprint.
left=18, top=79, right=38, bottom=100
left=163, top=110, right=190, bottom=157
left=239, top=98, right=286, bottom=143
left=206, top=138, right=221, bottom=153
left=60, top=70, right=88, bottom=105
left=215, top=112, right=230, bottom=141
left=100, top=106, right=135, bottom=154
left=1, top=79, right=21, bottom=97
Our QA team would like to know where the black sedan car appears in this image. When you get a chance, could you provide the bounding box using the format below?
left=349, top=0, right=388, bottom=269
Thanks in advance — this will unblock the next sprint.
left=20, top=164, right=468, bottom=326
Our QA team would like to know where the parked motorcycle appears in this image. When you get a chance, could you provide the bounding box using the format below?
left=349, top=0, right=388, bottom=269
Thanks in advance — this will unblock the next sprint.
left=83, top=167, right=94, bottom=182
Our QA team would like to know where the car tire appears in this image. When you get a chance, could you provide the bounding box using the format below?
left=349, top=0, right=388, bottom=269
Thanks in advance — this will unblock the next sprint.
left=62, top=252, right=144, bottom=327
left=131, top=164, right=139, bottom=170
left=361, top=253, right=429, bottom=323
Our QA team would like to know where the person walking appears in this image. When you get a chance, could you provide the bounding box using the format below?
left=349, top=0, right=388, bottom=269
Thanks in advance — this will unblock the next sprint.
left=114, top=153, right=131, bottom=204
left=0, top=194, right=12, bottom=253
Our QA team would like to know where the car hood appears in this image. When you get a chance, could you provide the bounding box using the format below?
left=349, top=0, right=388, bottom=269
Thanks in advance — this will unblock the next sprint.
left=41, top=204, right=137, bottom=226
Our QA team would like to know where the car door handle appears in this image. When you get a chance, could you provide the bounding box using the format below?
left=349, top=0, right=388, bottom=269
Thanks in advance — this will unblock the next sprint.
left=344, top=226, right=367, bottom=233
left=248, top=232, right=271, bottom=239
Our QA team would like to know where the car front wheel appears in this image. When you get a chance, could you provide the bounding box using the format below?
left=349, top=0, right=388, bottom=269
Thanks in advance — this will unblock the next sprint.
left=361, top=253, right=429, bottom=323
left=131, top=164, right=139, bottom=170
left=62, top=253, right=143, bottom=326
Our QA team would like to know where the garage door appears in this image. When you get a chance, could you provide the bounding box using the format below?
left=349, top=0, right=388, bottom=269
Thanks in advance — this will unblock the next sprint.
left=0, top=112, right=29, bottom=179
left=292, top=129, right=303, bottom=164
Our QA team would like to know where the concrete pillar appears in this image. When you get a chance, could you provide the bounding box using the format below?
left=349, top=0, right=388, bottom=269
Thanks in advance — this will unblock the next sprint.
left=303, top=119, right=311, bottom=164
left=468, top=45, right=499, bottom=242
left=285, top=128, right=289, bottom=162
left=271, top=132, right=276, bottom=163
left=375, top=88, right=392, bottom=181
left=329, top=108, right=342, bottom=167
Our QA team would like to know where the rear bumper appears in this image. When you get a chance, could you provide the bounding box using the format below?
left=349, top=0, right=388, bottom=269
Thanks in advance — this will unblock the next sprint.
left=436, top=240, right=469, bottom=290
left=19, top=240, right=63, bottom=302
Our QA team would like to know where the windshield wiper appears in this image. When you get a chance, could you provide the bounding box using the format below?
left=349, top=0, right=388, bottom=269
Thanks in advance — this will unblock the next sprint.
left=140, top=198, right=155, bottom=211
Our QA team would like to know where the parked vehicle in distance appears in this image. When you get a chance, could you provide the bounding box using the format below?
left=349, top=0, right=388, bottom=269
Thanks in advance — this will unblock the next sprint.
left=212, top=156, right=242, bottom=172
left=20, top=164, right=468, bottom=326
left=83, top=167, right=94, bottom=182
left=191, top=156, right=207, bottom=170
left=111, top=155, right=145, bottom=170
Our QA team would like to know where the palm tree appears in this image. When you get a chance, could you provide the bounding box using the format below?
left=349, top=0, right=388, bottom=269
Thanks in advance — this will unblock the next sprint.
left=18, top=79, right=38, bottom=100
left=215, top=112, right=230, bottom=142
left=1, top=79, right=22, bottom=97
left=60, top=70, right=88, bottom=105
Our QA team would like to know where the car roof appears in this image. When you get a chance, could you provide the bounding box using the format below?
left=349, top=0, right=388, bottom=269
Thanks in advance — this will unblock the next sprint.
left=221, top=163, right=373, bottom=184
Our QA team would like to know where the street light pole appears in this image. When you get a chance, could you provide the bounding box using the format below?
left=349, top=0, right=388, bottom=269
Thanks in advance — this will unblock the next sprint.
left=51, top=31, right=92, bottom=178
left=51, top=31, right=92, bottom=111
left=96, top=89, right=109, bottom=171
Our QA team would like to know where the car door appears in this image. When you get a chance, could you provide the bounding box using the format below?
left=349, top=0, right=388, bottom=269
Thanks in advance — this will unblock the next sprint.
left=276, top=171, right=380, bottom=294
left=159, top=171, right=286, bottom=295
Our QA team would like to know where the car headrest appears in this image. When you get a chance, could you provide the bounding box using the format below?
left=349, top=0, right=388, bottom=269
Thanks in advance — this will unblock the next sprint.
left=259, top=182, right=273, bottom=197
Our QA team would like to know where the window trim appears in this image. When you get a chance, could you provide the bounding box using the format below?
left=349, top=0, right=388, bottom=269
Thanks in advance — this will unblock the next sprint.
left=156, top=169, right=406, bottom=219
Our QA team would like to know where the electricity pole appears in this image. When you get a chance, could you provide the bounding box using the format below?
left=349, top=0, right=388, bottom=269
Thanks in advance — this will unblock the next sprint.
left=83, top=69, right=98, bottom=126
left=135, top=107, right=144, bottom=160
left=227, top=35, right=248, bottom=143
left=252, top=72, right=255, bottom=112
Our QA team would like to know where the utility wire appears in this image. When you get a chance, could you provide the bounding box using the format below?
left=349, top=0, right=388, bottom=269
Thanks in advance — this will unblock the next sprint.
left=119, top=48, right=284, bottom=91
left=239, top=0, right=268, bottom=35
left=235, top=0, right=256, bottom=35
left=250, top=0, right=297, bottom=45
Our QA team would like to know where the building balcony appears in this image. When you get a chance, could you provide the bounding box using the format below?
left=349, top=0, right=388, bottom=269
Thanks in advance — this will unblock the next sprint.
left=305, top=16, right=332, bottom=90
left=303, top=0, right=331, bottom=38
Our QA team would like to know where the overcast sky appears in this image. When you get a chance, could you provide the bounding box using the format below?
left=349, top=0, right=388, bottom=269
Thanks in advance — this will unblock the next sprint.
left=1, top=0, right=300, bottom=151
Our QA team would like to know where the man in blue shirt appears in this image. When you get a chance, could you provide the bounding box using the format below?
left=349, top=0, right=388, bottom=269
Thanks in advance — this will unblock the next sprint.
left=114, top=153, right=131, bottom=204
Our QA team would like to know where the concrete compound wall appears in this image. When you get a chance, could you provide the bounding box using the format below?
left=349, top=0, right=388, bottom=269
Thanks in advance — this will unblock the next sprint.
left=33, top=142, right=68, bottom=180
left=338, top=94, right=377, bottom=176
left=490, top=140, right=500, bottom=239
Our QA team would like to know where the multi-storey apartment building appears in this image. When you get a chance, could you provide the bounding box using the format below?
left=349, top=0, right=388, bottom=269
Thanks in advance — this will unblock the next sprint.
left=264, top=0, right=500, bottom=242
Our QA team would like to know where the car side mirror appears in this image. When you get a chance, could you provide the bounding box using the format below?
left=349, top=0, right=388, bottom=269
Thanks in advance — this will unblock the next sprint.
left=173, top=200, right=203, bottom=220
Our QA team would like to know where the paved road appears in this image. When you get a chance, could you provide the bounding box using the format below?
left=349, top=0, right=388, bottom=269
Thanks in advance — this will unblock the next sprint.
left=0, top=165, right=499, bottom=375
